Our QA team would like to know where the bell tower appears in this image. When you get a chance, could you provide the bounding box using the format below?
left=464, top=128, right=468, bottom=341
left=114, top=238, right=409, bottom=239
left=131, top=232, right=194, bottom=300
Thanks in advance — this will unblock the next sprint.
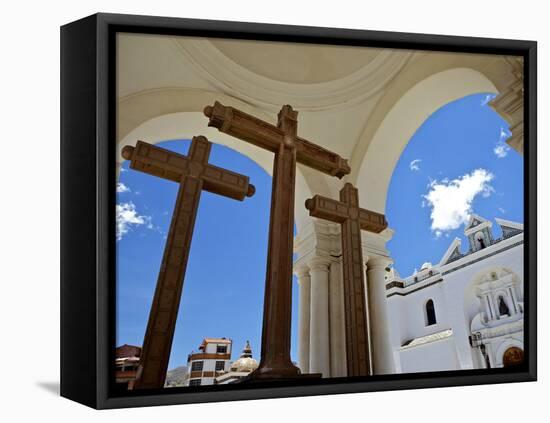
left=464, top=214, right=493, bottom=252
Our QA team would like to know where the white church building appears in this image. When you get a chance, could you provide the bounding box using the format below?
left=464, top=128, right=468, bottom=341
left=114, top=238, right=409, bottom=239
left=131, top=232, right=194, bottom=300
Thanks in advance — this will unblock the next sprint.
left=384, top=214, right=524, bottom=373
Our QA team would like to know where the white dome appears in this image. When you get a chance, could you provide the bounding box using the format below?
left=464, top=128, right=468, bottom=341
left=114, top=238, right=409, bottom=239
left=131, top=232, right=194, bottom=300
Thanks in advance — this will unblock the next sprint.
left=420, top=262, right=433, bottom=270
left=229, top=341, right=258, bottom=373
left=230, top=356, right=259, bottom=373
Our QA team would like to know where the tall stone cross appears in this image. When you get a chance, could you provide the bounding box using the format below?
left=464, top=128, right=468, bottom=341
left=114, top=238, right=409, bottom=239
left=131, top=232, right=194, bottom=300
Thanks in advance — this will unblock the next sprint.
left=120, top=136, right=255, bottom=389
left=204, top=101, right=350, bottom=380
left=305, top=183, right=387, bottom=377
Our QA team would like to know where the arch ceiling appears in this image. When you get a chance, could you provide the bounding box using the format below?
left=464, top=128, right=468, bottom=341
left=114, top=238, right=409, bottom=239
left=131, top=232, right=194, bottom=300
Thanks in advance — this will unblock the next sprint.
left=117, top=32, right=520, bottom=227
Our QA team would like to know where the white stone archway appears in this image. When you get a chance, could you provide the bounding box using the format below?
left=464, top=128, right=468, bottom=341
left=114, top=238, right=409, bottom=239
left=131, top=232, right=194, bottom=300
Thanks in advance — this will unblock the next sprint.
left=353, top=67, right=498, bottom=214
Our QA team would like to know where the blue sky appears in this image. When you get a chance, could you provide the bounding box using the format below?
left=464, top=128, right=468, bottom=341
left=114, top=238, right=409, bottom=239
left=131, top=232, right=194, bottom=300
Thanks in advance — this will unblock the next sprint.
left=386, top=93, right=523, bottom=277
left=116, top=140, right=300, bottom=369
left=116, top=92, right=523, bottom=370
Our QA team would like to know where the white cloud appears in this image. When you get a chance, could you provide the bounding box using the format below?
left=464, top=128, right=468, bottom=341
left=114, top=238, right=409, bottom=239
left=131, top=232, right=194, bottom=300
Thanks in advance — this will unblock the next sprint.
left=116, top=202, right=151, bottom=241
left=494, top=144, right=509, bottom=158
left=423, top=169, right=495, bottom=235
left=410, top=159, right=422, bottom=171
left=117, top=182, right=131, bottom=193
left=493, top=127, right=511, bottom=158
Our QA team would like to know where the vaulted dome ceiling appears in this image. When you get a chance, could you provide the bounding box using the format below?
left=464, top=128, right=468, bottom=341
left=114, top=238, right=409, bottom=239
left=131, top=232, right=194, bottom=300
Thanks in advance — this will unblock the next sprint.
left=210, top=39, right=381, bottom=84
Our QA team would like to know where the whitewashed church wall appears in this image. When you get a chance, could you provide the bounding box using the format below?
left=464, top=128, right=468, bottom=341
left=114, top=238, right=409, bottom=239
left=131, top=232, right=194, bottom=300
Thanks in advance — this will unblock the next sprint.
left=384, top=293, right=406, bottom=371
left=386, top=236, right=523, bottom=372
left=399, top=337, right=460, bottom=373
left=470, top=345, right=486, bottom=369
left=388, top=285, right=448, bottom=346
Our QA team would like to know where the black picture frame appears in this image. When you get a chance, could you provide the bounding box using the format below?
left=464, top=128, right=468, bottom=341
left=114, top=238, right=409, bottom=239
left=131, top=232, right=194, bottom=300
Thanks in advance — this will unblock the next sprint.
left=60, top=12, right=537, bottom=409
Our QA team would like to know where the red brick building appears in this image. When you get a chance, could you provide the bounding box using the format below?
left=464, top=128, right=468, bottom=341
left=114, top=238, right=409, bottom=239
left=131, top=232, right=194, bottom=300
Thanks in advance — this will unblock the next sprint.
left=115, top=344, right=141, bottom=389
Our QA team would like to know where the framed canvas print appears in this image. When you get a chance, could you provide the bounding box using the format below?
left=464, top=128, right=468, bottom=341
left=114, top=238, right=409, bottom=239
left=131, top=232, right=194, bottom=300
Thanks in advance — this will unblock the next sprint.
left=60, top=13, right=537, bottom=409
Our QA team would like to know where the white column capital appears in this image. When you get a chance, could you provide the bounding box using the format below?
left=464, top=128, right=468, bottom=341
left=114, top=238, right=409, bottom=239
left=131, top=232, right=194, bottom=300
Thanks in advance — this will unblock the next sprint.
left=294, top=264, right=310, bottom=279
left=361, top=227, right=394, bottom=263
left=294, top=219, right=342, bottom=269
left=366, top=255, right=393, bottom=271
left=308, top=257, right=332, bottom=272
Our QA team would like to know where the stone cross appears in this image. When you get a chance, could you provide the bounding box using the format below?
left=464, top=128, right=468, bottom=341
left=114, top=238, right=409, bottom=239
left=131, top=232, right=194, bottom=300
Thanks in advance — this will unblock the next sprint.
left=204, top=101, right=350, bottom=380
left=121, top=136, right=255, bottom=389
left=305, top=183, right=387, bottom=377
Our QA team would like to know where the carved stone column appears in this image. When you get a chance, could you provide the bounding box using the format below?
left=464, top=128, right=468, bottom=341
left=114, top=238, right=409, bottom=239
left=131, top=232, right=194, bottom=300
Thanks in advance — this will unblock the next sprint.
left=359, top=228, right=396, bottom=375
left=366, top=256, right=396, bottom=374
left=511, top=286, right=520, bottom=314
left=308, top=257, right=331, bottom=377
left=295, top=265, right=311, bottom=373
left=294, top=220, right=345, bottom=377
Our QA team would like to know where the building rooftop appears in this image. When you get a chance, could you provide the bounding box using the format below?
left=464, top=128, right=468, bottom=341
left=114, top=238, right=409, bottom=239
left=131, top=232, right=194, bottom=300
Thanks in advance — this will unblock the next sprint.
left=201, top=337, right=232, bottom=345
left=115, top=344, right=141, bottom=359
left=386, top=215, right=523, bottom=293
left=197, top=337, right=232, bottom=351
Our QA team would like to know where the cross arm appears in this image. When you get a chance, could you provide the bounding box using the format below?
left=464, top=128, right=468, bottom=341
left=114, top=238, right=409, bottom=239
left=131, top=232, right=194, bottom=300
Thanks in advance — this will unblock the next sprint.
left=358, top=209, right=388, bottom=233
left=204, top=101, right=351, bottom=179
left=201, top=162, right=256, bottom=201
left=121, top=141, right=255, bottom=201
left=305, top=193, right=388, bottom=233
left=122, top=141, right=191, bottom=183
left=304, top=195, right=349, bottom=224
left=295, top=139, right=351, bottom=179
left=204, top=102, right=283, bottom=154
